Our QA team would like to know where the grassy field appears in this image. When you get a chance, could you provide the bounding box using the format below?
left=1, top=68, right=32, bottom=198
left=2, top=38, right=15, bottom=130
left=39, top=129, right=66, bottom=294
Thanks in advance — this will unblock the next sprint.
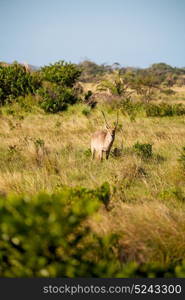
left=0, top=95, right=185, bottom=268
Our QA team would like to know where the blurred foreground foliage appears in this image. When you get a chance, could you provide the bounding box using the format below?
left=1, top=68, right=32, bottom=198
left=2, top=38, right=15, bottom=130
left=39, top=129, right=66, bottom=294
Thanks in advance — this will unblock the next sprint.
left=0, top=183, right=185, bottom=278
left=146, top=102, right=185, bottom=117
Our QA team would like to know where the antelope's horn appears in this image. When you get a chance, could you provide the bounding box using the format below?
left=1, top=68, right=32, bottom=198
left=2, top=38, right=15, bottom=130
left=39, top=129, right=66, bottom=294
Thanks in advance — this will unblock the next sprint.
left=101, top=111, right=109, bottom=127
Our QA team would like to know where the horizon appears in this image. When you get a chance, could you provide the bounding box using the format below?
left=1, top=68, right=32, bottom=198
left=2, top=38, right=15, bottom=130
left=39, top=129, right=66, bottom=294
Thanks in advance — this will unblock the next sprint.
left=1, top=0, right=185, bottom=68
left=1, top=60, right=185, bottom=70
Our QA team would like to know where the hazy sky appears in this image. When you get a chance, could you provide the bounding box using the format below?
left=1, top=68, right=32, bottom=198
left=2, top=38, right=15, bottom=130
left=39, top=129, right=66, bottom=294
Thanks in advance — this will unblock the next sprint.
left=0, top=0, right=185, bottom=67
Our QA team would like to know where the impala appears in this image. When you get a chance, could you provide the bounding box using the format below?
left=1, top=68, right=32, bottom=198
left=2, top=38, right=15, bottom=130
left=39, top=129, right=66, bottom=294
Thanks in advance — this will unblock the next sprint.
left=91, top=111, right=118, bottom=160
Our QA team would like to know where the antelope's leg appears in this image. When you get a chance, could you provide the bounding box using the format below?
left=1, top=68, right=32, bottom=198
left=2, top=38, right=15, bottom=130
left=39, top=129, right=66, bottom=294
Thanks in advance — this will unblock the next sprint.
left=100, top=150, right=104, bottom=161
left=92, top=149, right=95, bottom=160
left=106, top=151, right=110, bottom=160
left=98, top=150, right=102, bottom=161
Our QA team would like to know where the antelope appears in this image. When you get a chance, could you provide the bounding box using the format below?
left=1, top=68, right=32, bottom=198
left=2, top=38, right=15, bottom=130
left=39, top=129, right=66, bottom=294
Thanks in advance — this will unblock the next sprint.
left=91, top=111, right=119, bottom=161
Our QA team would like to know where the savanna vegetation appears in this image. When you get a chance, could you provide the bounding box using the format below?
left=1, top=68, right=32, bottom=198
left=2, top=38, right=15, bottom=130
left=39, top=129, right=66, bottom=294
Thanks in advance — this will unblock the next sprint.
left=0, top=60, right=185, bottom=277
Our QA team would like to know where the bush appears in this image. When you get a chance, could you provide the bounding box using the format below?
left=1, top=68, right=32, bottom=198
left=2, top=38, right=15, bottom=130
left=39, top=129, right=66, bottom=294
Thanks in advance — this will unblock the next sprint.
left=84, top=91, right=97, bottom=108
left=133, top=142, right=153, bottom=159
left=41, top=60, right=81, bottom=87
left=38, top=84, right=78, bottom=113
left=172, top=104, right=185, bottom=116
left=0, top=184, right=121, bottom=277
left=84, top=90, right=93, bottom=101
left=0, top=63, right=41, bottom=105
left=146, top=103, right=173, bottom=117
left=146, top=103, right=185, bottom=117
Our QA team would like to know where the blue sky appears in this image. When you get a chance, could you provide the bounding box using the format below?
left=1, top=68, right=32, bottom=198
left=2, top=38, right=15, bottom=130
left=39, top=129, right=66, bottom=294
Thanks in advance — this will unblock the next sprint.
left=0, top=0, right=185, bottom=67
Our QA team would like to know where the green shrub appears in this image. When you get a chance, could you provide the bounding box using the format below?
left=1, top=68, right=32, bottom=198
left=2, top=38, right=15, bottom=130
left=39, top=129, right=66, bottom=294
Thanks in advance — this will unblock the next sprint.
left=120, top=261, right=185, bottom=278
left=0, top=145, right=26, bottom=172
left=120, top=98, right=144, bottom=121
left=159, top=103, right=173, bottom=116
left=159, top=187, right=185, bottom=203
left=11, top=94, right=41, bottom=113
left=83, top=90, right=97, bottom=108
left=38, top=84, right=78, bottom=113
left=145, top=103, right=160, bottom=117
left=41, top=60, right=81, bottom=87
left=161, top=88, right=175, bottom=95
left=133, top=142, right=153, bottom=158
left=172, top=104, right=185, bottom=116
left=95, top=182, right=110, bottom=208
left=84, top=90, right=93, bottom=101
left=110, top=147, right=123, bottom=158
left=0, top=63, right=41, bottom=105
left=82, top=107, right=91, bottom=116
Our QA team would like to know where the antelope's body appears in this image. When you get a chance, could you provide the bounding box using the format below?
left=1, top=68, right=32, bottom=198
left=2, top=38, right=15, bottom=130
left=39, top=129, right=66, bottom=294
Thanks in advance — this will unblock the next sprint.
left=91, top=111, right=118, bottom=160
